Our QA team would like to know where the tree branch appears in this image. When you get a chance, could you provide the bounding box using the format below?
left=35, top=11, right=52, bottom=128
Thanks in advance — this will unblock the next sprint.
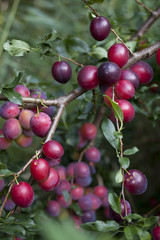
left=123, top=41, right=160, bottom=68
left=131, top=6, right=160, bottom=40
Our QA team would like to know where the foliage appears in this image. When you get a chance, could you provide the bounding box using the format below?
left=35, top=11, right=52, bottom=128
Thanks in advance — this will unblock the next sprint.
left=0, top=0, right=160, bottom=239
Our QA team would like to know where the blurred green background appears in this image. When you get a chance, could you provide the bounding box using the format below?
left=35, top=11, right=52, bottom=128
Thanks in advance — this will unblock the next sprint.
left=0, top=0, right=160, bottom=239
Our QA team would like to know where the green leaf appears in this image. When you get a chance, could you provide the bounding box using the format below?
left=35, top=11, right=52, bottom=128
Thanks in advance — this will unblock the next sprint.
left=0, top=224, right=25, bottom=236
left=124, top=213, right=142, bottom=223
left=65, top=37, right=89, bottom=53
left=115, top=168, right=123, bottom=183
left=69, top=203, right=83, bottom=216
left=2, top=88, right=22, bottom=105
left=3, top=39, right=31, bottom=56
left=137, top=216, right=159, bottom=229
left=108, top=192, right=121, bottom=214
left=123, top=147, right=139, bottom=156
left=81, top=220, right=120, bottom=232
left=136, top=228, right=151, bottom=240
left=124, top=225, right=138, bottom=240
left=3, top=72, right=23, bottom=89
left=0, top=169, right=14, bottom=176
left=119, top=157, right=130, bottom=169
left=37, top=212, right=89, bottom=240
left=104, top=96, right=124, bottom=130
left=85, top=0, right=104, bottom=5
left=41, top=29, right=58, bottom=43
left=101, top=118, right=119, bottom=149
left=90, top=47, right=107, bottom=59
left=62, top=190, right=70, bottom=202
left=125, top=41, right=137, bottom=52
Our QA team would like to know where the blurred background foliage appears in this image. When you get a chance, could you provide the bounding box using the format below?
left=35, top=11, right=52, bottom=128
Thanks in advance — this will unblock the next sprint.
left=0, top=0, right=160, bottom=239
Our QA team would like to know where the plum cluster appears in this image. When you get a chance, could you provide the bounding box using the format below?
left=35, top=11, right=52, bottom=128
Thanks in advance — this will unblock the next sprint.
left=51, top=16, right=154, bottom=124
left=0, top=84, right=54, bottom=150
left=0, top=121, right=148, bottom=226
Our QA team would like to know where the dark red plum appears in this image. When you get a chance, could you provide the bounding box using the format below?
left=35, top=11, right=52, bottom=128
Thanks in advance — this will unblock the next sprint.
left=30, top=112, right=51, bottom=138
left=81, top=123, right=97, bottom=140
left=46, top=157, right=61, bottom=167
left=124, top=169, right=147, bottom=195
left=39, top=167, right=59, bottom=192
left=130, top=61, right=153, bottom=84
left=116, top=100, right=135, bottom=122
left=94, top=185, right=108, bottom=199
left=75, top=176, right=92, bottom=187
left=78, top=195, right=92, bottom=211
left=90, top=16, right=111, bottom=41
left=120, top=69, right=139, bottom=89
left=56, top=166, right=66, bottom=180
left=115, top=80, right=135, bottom=100
left=14, top=84, right=30, bottom=97
left=30, top=89, right=47, bottom=99
left=1, top=195, right=16, bottom=211
left=3, top=118, right=22, bottom=140
left=99, top=82, right=109, bottom=94
left=19, top=109, right=34, bottom=129
left=52, top=60, right=72, bottom=84
left=11, top=182, right=34, bottom=208
left=85, top=147, right=101, bottom=163
left=55, top=180, right=71, bottom=195
left=98, top=62, right=121, bottom=86
left=22, top=128, right=34, bottom=137
left=15, top=134, right=33, bottom=148
left=30, top=158, right=50, bottom=183
left=153, top=226, right=160, bottom=240
left=42, top=140, right=64, bottom=160
left=86, top=193, right=102, bottom=210
left=41, top=106, right=54, bottom=118
left=71, top=185, right=84, bottom=200
left=46, top=200, right=61, bottom=217
left=77, top=65, right=99, bottom=90
left=0, top=102, right=20, bottom=119
left=81, top=210, right=96, bottom=223
left=0, top=129, right=12, bottom=150
left=74, top=162, right=90, bottom=178
left=108, top=43, right=129, bottom=67
left=66, top=162, right=76, bottom=177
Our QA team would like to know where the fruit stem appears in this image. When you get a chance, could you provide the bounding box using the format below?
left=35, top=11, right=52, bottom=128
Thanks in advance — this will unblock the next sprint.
left=56, top=55, right=84, bottom=67
left=83, top=0, right=99, bottom=17
left=112, top=85, right=128, bottom=218
left=111, top=29, right=134, bottom=56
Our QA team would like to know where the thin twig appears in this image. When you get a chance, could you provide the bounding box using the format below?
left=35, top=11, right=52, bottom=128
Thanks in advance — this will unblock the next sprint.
left=131, top=6, right=160, bottom=40
left=56, top=55, right=84, bottom=67
left=135, top=0, right=154, bottom=15
left=111, top=29, right=134, bottom=55
left=83, top=0, right=99, bottom=17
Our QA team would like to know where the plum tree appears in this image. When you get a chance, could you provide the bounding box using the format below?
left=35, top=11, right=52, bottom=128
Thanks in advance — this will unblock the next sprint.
left=0, top=0, right=160, bottom=239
